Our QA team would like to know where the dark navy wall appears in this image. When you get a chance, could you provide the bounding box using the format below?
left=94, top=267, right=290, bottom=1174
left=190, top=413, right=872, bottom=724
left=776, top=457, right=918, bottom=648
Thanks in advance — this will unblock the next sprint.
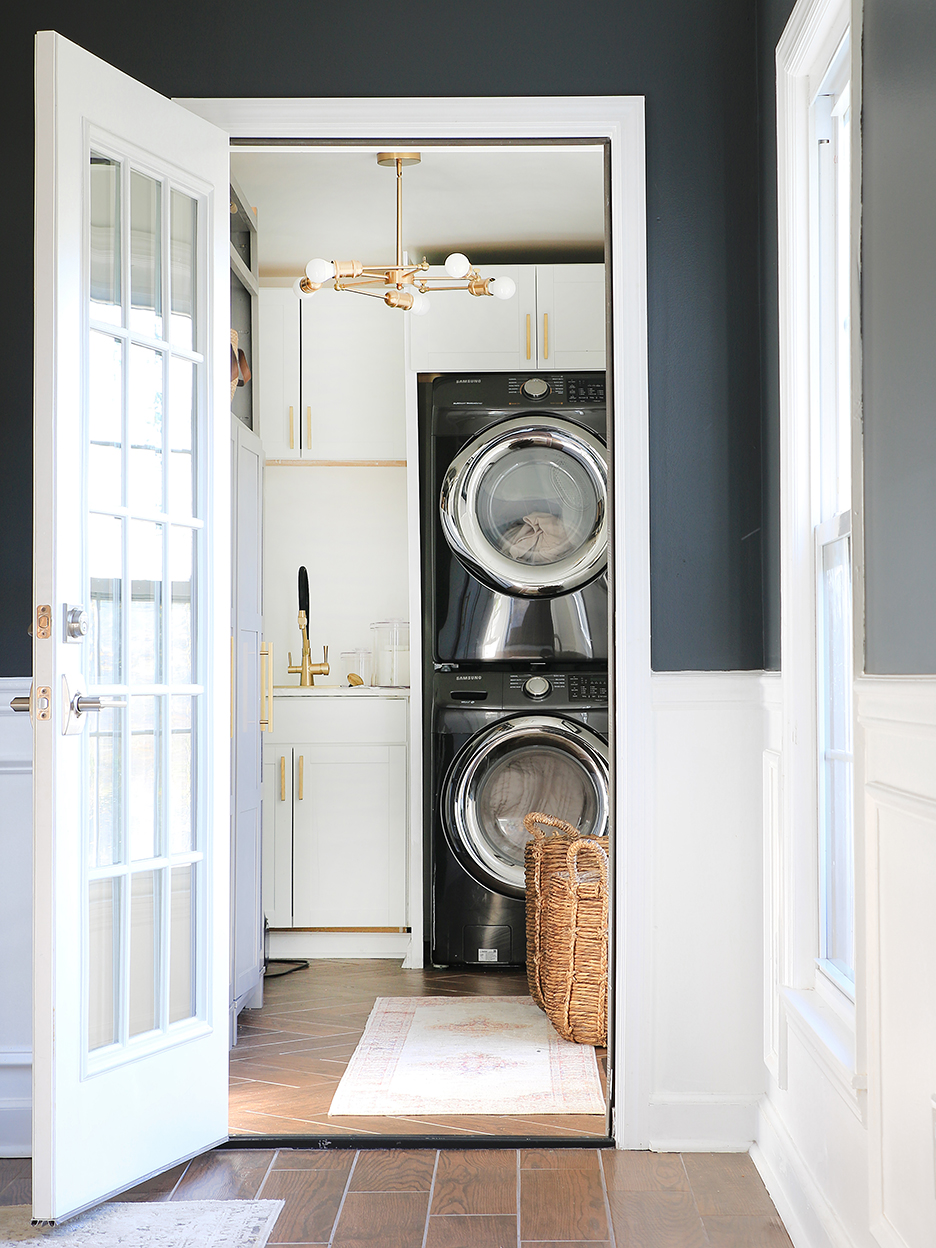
left=4, top=0, right=766, bottom=676
left=757, top=0, right=797, bottom=672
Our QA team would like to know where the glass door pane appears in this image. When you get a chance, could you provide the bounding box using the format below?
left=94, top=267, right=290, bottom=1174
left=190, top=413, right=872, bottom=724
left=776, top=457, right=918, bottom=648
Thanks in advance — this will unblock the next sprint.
left=83, top=146, right=204, bottom=1065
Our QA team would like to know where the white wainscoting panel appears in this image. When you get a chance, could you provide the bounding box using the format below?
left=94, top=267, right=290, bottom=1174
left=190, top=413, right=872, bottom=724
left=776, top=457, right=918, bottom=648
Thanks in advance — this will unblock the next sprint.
left=860, top=679, right=936, bottom=1248
left=0, top=678, right=33, bottom=1157
left=648, top=672, right=769, bottom=1150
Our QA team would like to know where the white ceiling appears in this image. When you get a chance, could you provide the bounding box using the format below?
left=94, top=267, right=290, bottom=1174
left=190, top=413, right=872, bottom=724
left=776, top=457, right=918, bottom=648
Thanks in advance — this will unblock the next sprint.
left=230, top=148, right=606, bottom=280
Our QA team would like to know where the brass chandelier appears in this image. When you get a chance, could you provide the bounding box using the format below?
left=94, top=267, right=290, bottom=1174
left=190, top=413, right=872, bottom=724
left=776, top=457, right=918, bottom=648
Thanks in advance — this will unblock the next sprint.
left=293, top=152, right=516, bottom=314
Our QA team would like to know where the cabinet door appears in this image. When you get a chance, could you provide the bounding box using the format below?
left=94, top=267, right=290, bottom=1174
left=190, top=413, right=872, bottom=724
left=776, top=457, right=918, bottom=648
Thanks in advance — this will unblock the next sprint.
left=534, top=264, right=606, bottom=370
left=292, top=743, right=406, bottom=928
left=231, top=418, right=265, bottom=1008
left=300, top=293, right=406, bottom=460
left=258, top=287, right=301, bottom=459
left=408, top=265, right=535, bottom=372
left=261, top=748, right=294, bottom=927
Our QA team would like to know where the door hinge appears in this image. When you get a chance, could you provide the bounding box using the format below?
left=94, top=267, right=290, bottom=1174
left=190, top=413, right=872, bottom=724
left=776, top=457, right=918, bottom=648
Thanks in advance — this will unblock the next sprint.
left=36, top=605, right=52, bottom=640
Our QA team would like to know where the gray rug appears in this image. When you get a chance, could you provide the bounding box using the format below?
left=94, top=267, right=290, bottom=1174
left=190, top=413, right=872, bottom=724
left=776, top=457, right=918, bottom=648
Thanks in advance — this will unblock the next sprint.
left=0, top=1201, right=284, bottom=1247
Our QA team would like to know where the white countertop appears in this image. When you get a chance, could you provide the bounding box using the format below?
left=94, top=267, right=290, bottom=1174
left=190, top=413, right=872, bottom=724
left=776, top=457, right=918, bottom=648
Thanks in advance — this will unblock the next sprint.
left=273, top=685, right=409, bottom=698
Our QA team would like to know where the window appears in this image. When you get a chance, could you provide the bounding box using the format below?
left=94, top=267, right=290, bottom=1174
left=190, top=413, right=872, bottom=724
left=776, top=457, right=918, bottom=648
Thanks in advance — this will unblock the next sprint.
left=812, top=40, right=854, bottom=994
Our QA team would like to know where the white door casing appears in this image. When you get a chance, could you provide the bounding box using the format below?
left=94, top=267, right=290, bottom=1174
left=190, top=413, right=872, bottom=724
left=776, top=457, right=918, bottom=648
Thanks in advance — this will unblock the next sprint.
left=180, top=98, right=651, bottom=1147
left=33, top=32, right=230, bottom=1221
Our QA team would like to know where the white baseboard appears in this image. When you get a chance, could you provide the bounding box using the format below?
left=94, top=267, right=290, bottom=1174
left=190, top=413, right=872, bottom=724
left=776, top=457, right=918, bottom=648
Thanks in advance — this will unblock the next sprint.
left=0, top=1052, right=32, bottom=1158
left=268, top=931, right=411, bottom=959
left=752, top=1098, right=859, bottom=1248
left=646, top=1094, right=760, bottom=1152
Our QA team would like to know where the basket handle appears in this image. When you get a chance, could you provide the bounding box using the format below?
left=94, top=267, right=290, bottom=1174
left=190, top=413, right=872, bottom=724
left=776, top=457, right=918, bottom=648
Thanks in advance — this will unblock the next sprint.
left=566, top=838, right=609, bottom=887
left=523, top=811, right=581, bottom=840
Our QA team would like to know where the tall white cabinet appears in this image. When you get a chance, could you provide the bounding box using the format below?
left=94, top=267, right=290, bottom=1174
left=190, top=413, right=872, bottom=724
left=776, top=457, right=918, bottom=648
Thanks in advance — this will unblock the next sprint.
left=408, top=262, right=605, bottom=372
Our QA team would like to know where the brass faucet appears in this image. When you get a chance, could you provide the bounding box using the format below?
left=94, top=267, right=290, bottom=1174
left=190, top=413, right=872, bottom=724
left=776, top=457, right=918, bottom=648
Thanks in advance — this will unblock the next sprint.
left=288, top=610, right=329, bottom=686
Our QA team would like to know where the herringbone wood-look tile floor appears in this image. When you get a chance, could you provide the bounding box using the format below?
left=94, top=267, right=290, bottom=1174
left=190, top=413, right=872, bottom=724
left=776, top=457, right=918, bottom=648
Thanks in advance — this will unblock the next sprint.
left=229, top=959, right=608, bottom=1138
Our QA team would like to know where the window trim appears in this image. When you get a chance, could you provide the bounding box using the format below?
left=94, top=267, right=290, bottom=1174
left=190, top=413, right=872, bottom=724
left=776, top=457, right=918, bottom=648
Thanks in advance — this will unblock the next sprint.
left=774, top=0, right=864, bottom=1106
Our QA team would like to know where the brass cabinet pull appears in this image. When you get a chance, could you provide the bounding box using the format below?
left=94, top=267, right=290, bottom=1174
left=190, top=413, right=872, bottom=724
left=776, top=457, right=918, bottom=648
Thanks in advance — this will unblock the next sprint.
left=543, top=312, right=549, bottom=360
left=298, top=754, right=304, bottom=800
left=288, top=405, right=295, bottom=450
left=526, top=313, right=531, bottom=361
left=280, top=755, right=286, bottom=801
left=305, top=406, right=312, bottom=449
left=260, top=641, right=273, bottom=732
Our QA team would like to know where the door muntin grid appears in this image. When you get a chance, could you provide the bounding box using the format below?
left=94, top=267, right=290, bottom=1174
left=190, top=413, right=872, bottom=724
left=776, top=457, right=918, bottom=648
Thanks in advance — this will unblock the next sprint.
left=84, top=141, right=207, bottom=1068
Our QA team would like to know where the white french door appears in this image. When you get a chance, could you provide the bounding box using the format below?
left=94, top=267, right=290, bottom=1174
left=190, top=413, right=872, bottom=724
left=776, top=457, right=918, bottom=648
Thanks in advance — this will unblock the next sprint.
left=33, top=32, right=230, bottom=1222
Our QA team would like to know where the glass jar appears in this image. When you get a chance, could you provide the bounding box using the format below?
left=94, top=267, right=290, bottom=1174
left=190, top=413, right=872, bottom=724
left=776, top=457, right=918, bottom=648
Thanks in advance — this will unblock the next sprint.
left=369, top=620, right=410, bottom=687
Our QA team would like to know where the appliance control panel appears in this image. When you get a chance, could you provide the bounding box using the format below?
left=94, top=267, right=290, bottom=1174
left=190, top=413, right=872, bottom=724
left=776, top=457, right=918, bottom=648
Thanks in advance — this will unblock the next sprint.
left=435, top=669, right=607, bottom=709
left=501, top=374, right=605, bottom=407
left=568, top=673, right=608, bottom=701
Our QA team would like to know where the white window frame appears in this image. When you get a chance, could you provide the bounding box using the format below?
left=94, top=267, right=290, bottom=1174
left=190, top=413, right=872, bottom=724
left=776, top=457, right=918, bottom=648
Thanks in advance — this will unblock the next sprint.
left=775, top=0, right=866, bottom=1113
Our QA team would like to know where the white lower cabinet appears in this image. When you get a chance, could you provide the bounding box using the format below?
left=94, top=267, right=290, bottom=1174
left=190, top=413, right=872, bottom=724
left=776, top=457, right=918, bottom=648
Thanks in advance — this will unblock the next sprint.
left=262, top=694, right=408, bottom=931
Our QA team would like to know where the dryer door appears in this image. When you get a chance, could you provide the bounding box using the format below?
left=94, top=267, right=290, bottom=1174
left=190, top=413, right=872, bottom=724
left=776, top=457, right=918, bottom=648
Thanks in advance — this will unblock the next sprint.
left=440, top=416, right=608, bottom=597
left=443, top=714, right=609, bottom=899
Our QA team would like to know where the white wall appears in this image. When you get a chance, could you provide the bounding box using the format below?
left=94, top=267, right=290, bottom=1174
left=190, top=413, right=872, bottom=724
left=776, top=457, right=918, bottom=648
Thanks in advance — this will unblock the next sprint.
left=0, top=678, right=33, bottom=1156
left=262, top=464, right=410, bottom=688
left=647, top=672, right=770, bottom=1150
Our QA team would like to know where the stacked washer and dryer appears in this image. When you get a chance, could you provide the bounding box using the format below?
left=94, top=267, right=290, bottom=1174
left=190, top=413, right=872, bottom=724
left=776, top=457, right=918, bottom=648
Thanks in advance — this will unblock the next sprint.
left=420, top=372, right=611, bottom=967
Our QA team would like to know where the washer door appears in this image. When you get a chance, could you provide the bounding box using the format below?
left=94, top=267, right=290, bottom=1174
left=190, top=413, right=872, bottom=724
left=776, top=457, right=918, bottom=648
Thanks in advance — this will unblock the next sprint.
left=440, top=416, right=608, bottom=596
left=443, top=714, right=609, bottom=899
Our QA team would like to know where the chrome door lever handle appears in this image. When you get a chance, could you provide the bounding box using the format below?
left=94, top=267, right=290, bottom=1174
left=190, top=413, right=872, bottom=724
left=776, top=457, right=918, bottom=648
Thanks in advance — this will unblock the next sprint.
left=74, top=695, right=128, bottom=715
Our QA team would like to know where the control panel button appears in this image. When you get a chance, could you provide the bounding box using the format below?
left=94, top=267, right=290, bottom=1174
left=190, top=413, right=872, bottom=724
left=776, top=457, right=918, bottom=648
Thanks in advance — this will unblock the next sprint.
left=521, top=377, right=550, bottom=400
left=524, top=675, right=551, bottom=699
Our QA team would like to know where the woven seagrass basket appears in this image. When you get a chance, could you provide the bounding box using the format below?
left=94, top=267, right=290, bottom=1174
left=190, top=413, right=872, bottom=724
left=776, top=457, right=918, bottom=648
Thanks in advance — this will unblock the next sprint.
left=523, top=812, right=609, bottom=1012
left=540, top=837, right=609, bottom=1046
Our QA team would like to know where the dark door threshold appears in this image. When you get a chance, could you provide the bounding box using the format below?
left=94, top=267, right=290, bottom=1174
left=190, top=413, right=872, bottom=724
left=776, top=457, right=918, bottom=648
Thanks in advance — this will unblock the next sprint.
left=220, top=1134, right=615, bottom=1151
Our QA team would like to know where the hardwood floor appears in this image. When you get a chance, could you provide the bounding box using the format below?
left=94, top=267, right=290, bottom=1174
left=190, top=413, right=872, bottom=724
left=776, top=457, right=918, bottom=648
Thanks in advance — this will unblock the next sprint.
left=229, top=959, right=609, bottom=1139
left=0, top=1149, right=794, bottom=1246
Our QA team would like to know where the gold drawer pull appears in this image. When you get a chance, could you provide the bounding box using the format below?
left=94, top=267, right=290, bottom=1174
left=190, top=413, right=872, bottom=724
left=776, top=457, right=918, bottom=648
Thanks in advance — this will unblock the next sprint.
left=526, top=313, right=531, bottom=361
left=280, top=756, right=286, bottom=801
left=305, top=406, right=312, bottom=448
left=298, top=754, right=304, bottom=800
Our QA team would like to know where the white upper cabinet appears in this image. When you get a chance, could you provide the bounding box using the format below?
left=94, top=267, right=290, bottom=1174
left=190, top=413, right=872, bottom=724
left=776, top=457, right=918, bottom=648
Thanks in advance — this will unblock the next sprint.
left=409, top=263, right=605, bottom=373
left=258, top=286, right=406, bottom=461
left=299, top=291, right=406, bottom=461
left=534, top=265, right=607, bottom=371
left=408, top=265, right=535, bottom=372
left=258, top=287, right=301, bottom=459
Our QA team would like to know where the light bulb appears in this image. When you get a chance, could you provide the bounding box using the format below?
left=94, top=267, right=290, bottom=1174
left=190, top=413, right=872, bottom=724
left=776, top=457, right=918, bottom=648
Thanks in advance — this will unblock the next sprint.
left=409, top=290, right=431, bottom=316
left=444, top=252, right=471, bottom=279
left=305, top=258, right=336, bottom=284
left=293, top=277, right=319, bottom=299
left=489, top=276, right=517, bottom=301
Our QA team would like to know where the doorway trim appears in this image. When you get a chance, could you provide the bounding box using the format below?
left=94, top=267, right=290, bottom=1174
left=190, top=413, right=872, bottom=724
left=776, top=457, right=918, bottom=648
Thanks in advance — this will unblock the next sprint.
left=176, top=95, right=652, bottom=1149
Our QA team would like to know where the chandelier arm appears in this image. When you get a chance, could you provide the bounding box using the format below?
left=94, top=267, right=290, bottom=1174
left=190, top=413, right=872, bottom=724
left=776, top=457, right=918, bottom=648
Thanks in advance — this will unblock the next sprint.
left=340, top=286, right=387, bottom=298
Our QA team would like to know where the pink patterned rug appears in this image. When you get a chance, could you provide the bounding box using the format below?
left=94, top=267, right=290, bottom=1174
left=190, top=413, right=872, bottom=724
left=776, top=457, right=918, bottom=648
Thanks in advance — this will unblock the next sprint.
left=327, top=996, right=605, bottom=1116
